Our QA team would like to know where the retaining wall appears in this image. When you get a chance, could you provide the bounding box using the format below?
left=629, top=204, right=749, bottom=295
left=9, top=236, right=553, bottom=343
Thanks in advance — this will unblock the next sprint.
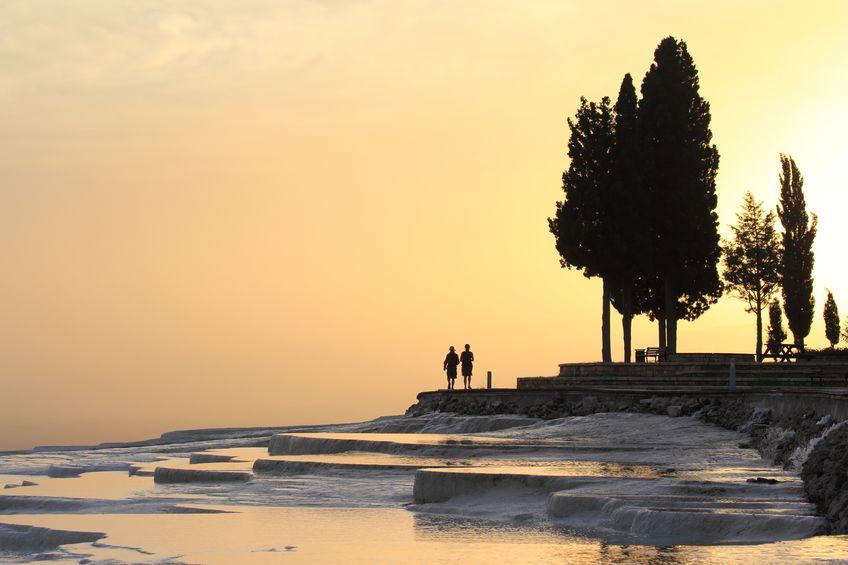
left=412, top=387, right=848, bottom=421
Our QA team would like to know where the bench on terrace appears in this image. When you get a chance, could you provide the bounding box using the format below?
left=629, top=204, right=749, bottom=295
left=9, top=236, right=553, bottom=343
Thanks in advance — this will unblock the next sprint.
left=634, top=346, right=666, bottom=363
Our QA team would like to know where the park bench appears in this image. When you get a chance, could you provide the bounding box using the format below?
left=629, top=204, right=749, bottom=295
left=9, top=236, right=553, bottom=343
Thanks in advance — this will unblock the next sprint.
left=636, top=346, right=666, bottom=363
left=760, top=342, right=807, bottom=363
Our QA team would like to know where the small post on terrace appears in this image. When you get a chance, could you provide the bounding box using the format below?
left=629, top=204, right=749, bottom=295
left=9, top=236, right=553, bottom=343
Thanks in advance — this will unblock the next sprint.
left=729, top=360, right=737, bottom=391
left=487, top=371, right=492, bottom=390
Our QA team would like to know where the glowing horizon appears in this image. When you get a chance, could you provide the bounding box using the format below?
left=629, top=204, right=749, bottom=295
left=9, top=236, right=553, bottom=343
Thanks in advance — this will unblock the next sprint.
left=1, top=0, right=847, bottom=450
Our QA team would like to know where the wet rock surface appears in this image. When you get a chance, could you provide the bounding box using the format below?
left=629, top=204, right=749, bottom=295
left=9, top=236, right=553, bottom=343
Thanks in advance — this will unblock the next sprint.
left=0, top=523, right=105, bottom=551
left=407, top=391, right=848, bottom=532
left=801, top=423, right=848, bottom=533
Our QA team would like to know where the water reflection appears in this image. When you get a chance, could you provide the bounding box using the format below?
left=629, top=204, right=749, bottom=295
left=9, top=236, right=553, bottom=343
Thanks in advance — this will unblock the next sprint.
left=4, top=414, right=848, bottom=562
left=410, top=513, right=848, bottom=564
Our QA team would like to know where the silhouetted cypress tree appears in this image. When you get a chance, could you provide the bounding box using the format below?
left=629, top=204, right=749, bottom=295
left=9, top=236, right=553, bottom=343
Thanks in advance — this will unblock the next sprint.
left=638, top=37, right=722, bottom=353
left=608, top=73, right=649, bottom=362
left=549, top=97, right=615, bottom=362
left=722, top=192, right=782, bottom=360
left=776, top=155, right=817, bottom=349
left=824, top=290, right=840, bottom=348
left=767, top=299, right=787, bottom=346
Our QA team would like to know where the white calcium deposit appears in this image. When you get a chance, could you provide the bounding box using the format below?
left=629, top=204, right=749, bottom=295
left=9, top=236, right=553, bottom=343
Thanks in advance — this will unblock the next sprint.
left=1, top=411, right=845, bottom=563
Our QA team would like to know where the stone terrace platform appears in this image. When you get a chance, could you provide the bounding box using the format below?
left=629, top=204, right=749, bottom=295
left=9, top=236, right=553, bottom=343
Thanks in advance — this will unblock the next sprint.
left=517, top=359, right=848, bottom=390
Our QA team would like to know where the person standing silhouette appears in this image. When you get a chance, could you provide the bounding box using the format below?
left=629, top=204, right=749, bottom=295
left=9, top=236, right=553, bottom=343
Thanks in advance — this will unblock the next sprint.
left=443, top=346, right=459, bottom=390
left=460, top=344, right=474, bottom=389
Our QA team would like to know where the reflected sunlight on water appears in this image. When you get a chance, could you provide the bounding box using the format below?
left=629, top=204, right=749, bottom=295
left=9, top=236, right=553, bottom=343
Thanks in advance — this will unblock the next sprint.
left=3, top=506, right=848, bottom=564
left=2, top=414, right=846, bottom=563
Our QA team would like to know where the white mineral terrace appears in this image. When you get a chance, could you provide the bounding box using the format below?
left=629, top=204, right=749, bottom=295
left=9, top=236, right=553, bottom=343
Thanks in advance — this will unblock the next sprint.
left=1, top=411, right=845, bottom=562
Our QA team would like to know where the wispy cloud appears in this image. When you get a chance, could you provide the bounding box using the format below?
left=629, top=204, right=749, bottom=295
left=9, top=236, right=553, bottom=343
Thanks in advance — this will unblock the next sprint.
left=0, top=1, right=360, bottom=100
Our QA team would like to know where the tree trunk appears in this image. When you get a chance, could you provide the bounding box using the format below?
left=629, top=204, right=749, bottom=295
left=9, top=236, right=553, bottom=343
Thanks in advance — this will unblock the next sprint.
left=664, top=276, right=677, bottom=354
left=755, top=303, right=763, bottom=362
left=622, top=285, right=633, bottom=363
left=667, top=317, right=678, bottom=355
left=658, top=317, right=666, bottom=349
left=602, top=278, right=611, bottom=362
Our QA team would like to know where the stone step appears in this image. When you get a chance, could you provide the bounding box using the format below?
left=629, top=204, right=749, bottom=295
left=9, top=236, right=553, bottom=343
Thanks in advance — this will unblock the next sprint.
left=153, top=467, right=253, bottom=483
left=521, top=375, right=848, bottom=389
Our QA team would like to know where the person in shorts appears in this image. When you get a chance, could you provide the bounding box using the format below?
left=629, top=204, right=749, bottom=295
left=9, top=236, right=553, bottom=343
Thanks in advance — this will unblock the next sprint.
left=460, top=344, right=474, bottom=389
left=443, top=346, right=459, bottom=390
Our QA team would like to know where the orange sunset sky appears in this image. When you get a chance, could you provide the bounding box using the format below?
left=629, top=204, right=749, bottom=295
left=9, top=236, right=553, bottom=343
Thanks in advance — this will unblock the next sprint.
left=1, top=1, right=847, bottom=450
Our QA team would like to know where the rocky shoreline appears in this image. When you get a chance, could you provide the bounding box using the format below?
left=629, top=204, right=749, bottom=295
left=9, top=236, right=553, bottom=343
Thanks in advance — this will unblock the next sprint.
left=406, top=392, right=848, bottom=533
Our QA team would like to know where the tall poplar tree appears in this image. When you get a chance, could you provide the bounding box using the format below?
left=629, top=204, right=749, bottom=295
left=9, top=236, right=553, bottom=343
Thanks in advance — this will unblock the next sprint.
left=549, top=97, right=615, bottom=362
left=824, top=290, right=840, bottom=348
left=608, top=73, right=649, bottom=362
left=722, top=192, right=782, bottom=360
left=776, top=155, right=817, bottom=348
left=638, top=37, right=723, bottom=353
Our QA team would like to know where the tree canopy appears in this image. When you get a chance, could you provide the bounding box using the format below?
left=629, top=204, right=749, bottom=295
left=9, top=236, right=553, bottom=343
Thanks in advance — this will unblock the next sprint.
left=550, top=37, right=726, bottom=361
left=722, top=192, right=782, bottom=359
left=824, top=290, right=840, bottom=348
left=638, top=36, right=722, bottom=352
left=767, top=299, right=788, bottom=346
left=549, top=97, right=615, bottom=278
left=549, top=97, right=615, bottom=361
left=608, top=73, right=651, bottom=362
left=776, top=154, right=817, bottom=348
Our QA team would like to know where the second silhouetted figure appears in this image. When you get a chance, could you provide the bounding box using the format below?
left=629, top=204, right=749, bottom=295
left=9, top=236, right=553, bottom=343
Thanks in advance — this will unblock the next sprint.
left=460, top=344, right=474, bottom=389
